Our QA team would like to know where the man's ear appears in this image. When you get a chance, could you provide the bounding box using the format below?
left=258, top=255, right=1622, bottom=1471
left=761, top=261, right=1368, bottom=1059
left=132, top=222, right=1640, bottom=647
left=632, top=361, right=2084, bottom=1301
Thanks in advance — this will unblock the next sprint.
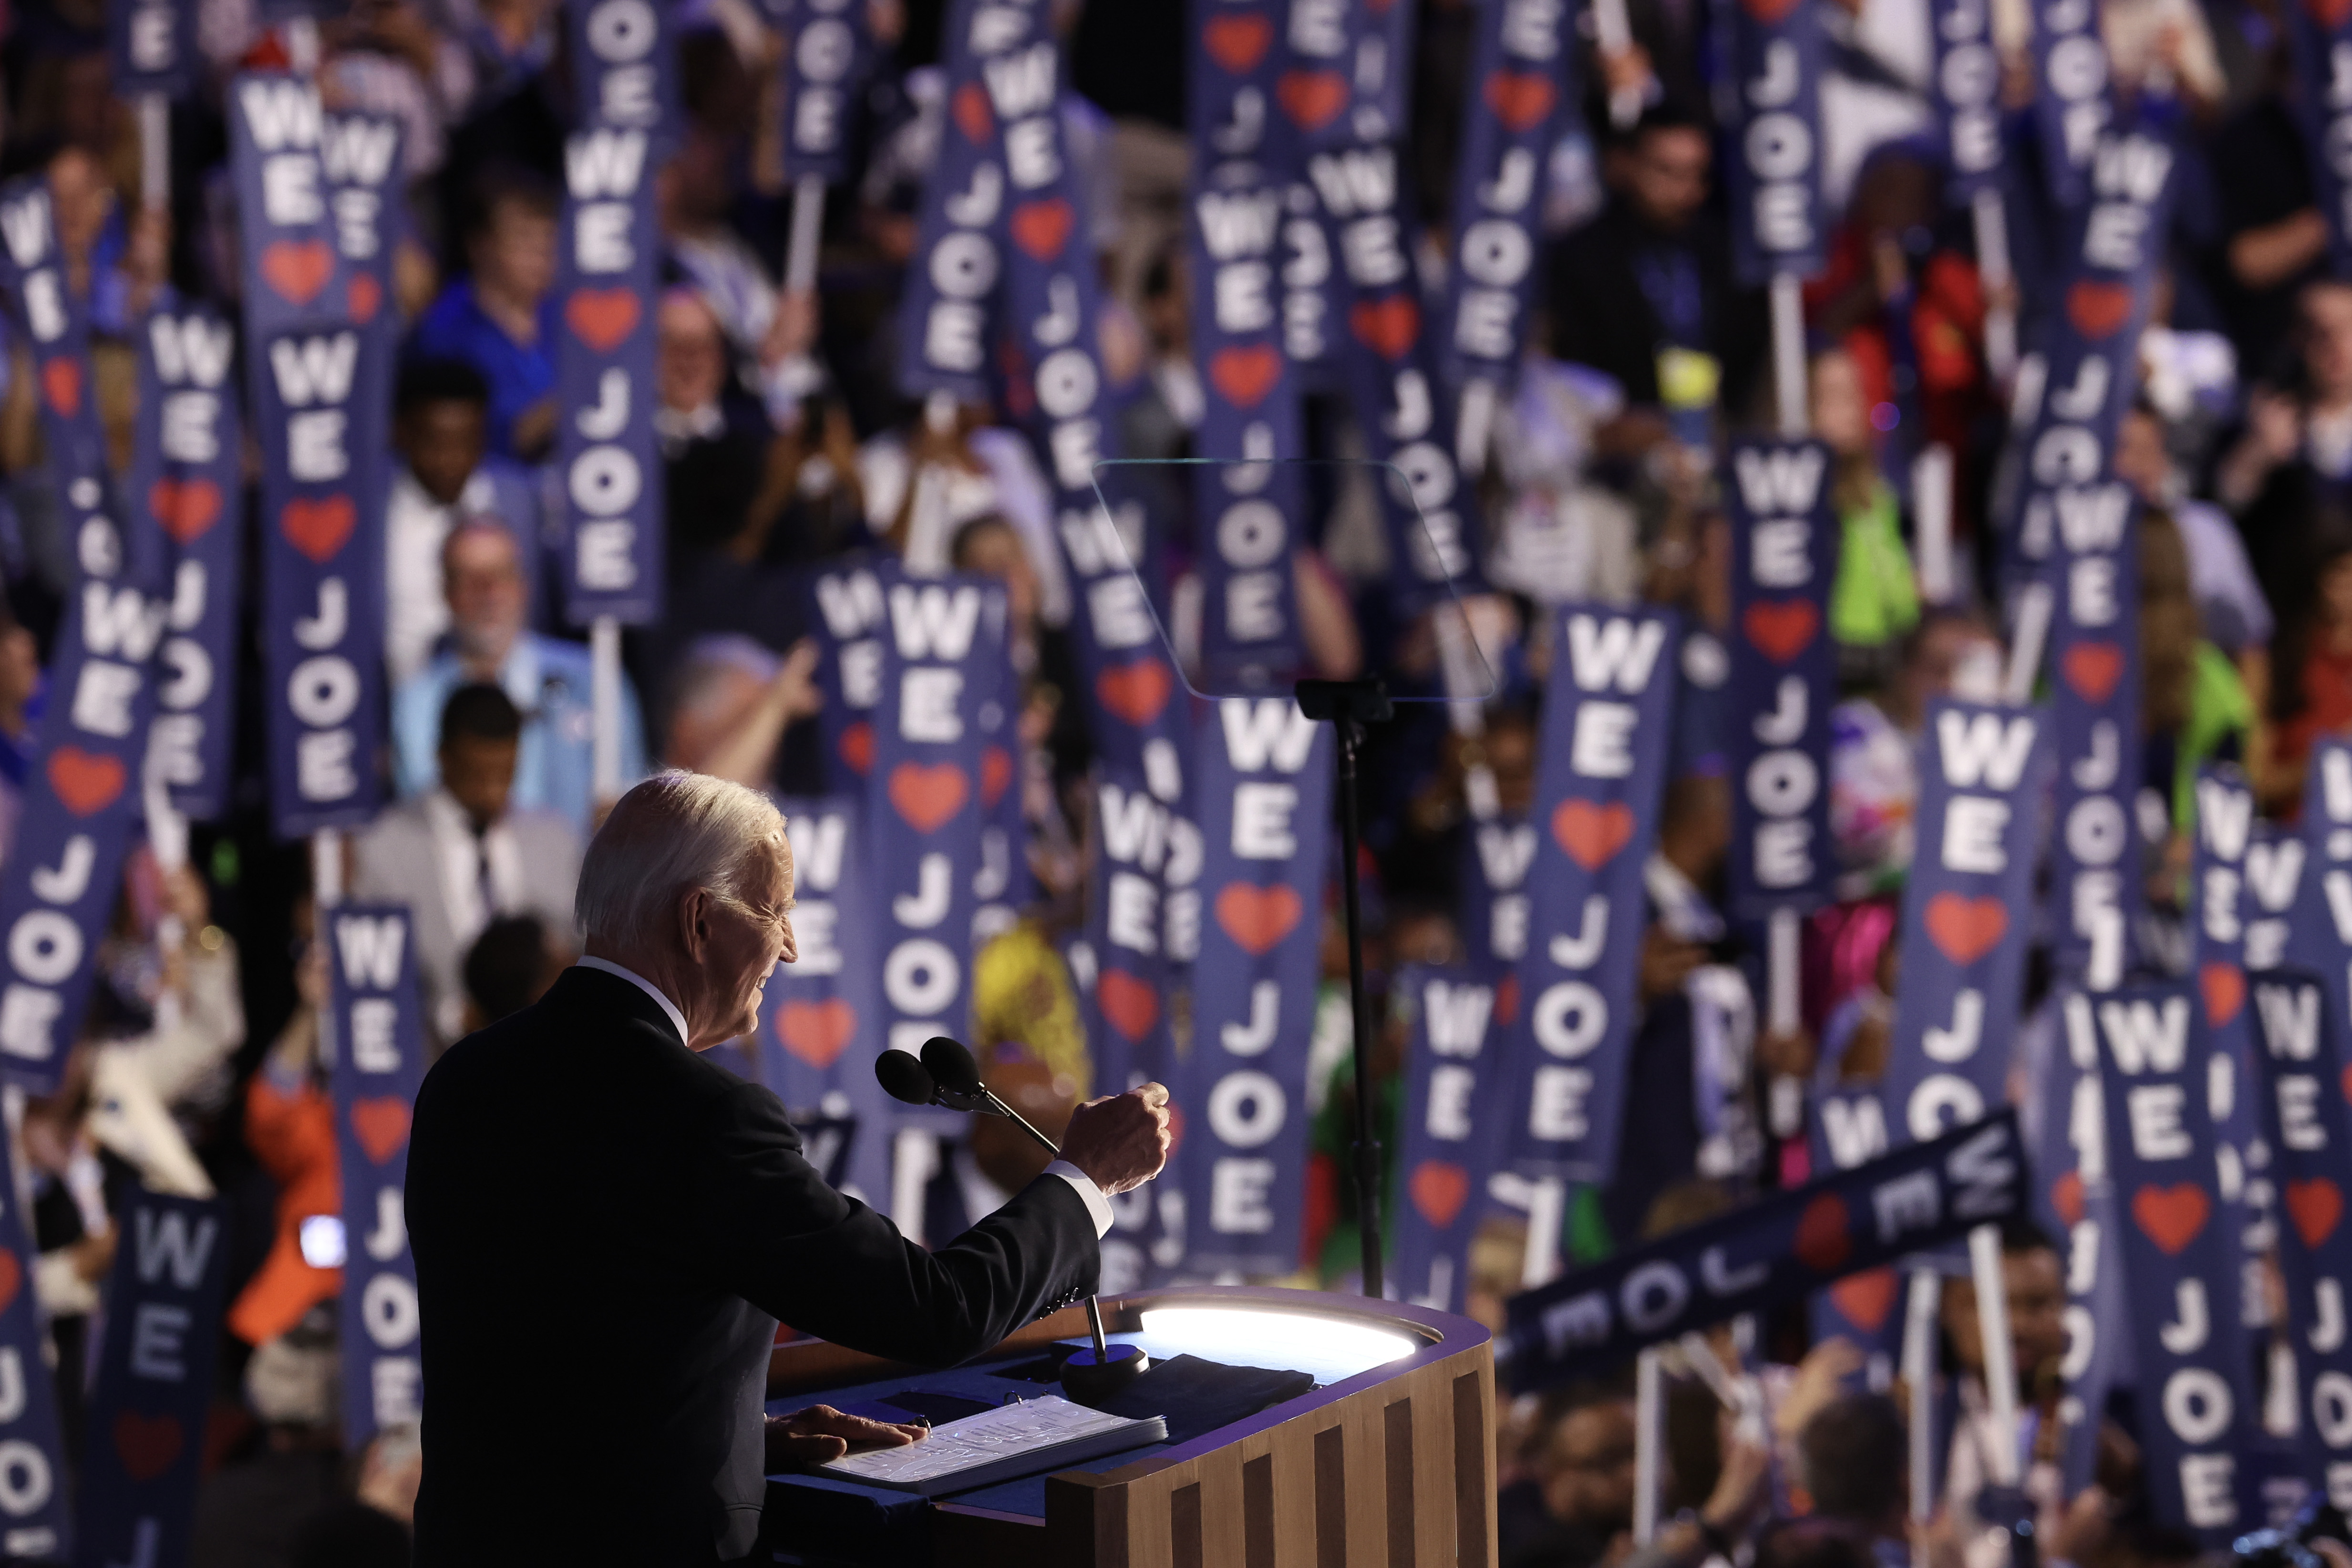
left=677, top=888, right=708, bottom=961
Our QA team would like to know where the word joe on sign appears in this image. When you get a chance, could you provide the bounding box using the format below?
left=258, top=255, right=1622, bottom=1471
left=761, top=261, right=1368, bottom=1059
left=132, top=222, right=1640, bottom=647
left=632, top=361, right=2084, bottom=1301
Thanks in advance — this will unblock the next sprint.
left=1933, top=0, right=2001, bottom=192
left=569, top=0, right=673, bottom=133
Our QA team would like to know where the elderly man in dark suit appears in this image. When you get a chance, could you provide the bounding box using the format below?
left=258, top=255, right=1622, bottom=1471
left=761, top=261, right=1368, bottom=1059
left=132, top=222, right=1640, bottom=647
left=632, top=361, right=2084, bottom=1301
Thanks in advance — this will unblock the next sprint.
left=407, top=771, right=1172, bottom=1565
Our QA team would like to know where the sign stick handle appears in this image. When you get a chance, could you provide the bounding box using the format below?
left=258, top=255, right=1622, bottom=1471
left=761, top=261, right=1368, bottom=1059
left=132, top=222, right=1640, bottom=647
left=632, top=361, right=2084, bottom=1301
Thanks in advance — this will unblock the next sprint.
left=1521, top=1176, right=1565, bottom=1287
left=1966, top=1222, right=2023, bottom=1487
left=1772, top=272, right=1808, bottom=439
left=1913, top=444, right=1954, bottom=606
left=1972, top=188, right=2017, bottom=383
left=1434, top=598, right=1498, bottom=820
left=592, top=615, right=623, bottom=804
left=1634, top=1347, right=1664, bottom=1544
left=1592, top=0, right=1645, bottom=128
left=1903, top=1264, right=1941, bottom=1565
left=139, top=94, right=169, bottom=214
left=785, top=174, right=825, bottom=293
left=312, top=827, right=342, bottom=910
left=2001, top=582, right=2051, bottom=705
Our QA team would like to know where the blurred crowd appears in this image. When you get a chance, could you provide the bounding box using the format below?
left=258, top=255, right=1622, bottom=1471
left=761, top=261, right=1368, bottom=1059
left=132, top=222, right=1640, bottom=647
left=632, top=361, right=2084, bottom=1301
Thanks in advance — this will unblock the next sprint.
left=3, top=0, right=2349, bottom=1558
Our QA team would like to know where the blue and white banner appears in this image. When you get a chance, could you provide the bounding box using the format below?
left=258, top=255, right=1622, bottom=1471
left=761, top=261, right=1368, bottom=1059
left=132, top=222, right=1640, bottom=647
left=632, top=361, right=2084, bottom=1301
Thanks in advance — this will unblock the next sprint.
left=320, top=111, right=402, bottom=328
left=2030, top=0, right=2111, bottom=208
left=1883, top=701, right=2047, bottom=1143
left=1394, top=966, right=1502, bottom=1312
left=781, top=0, right=871, bottom=181
left=1806, top=1087, right=1905, bottom=1374
left=1723, top=0, right=1825, bottom=284
left=1463, top=813, right=1536, bottom=972
left=329, top=904, right=427, bottom=1451
left=1272, top=0, right=1361, bottom=152
left=1183, top=697, right=1333, bottom=1276
left=971, top=631, right=1026, bottom=944
left=870, top=574, right=1005, bottom=1061
left=894, top=0, right=1011, bottom=404
left=1932, top=0, right=2003, bottom=198
left=763, top=798, right=892, bottom=1206
left=1504, top=1111, right=2029, bottom=1389
left=2188, top=767, right=2276, bottom=1336
left=75, top=1190, right=229, bottom=1568
left=567, top=0, right=677, bottom=144
left=2042, top=485, right=2142, bottom=973
left=1503, top=606, right=1680, bottom=1182
left=2294, top=741, right=2352, bottom=1031
left=227, top=75, right=344, bottom=340
left=2247, top=970, right=2352, bottom=1511
left=1086, top=767, right=1189, bottom=1103
left=0, top=1107, right=66, bottom=1559
left=134, top=307, right=242, bottom=822
left=806, top=556, right=887, bottom=792
left=2289, top=0, right=2352, bottom=275
left=112, top=0, right=196, bottom=98
left=2085, top=982, right=2256, bottom=1538
left=1724, top=439, right=1839, bottom=919
left=555, top=115, right=664, bottom=624
left=1190, top=0, right=1307, bottom=687
left=1443, top=0, right=1570, bottom=396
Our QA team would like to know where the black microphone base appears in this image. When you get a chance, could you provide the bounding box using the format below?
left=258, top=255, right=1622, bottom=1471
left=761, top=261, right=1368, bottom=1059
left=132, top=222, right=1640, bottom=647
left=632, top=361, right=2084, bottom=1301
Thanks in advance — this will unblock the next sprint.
left=1059, top=1341, right=1150, bottom=1409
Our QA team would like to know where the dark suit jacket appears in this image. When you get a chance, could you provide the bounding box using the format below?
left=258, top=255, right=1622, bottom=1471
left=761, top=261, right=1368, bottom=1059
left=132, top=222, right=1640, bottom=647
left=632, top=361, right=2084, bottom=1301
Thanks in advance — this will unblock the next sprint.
left=1544, top=200, right=1768, bottom=416
left=407, top=967, right=1100, bottom=1565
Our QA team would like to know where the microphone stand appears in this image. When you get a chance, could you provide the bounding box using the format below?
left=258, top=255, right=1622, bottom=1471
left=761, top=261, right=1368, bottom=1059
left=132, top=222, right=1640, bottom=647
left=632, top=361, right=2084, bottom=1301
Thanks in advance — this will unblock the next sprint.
left=1298, top=678, right=1392, bottom=1300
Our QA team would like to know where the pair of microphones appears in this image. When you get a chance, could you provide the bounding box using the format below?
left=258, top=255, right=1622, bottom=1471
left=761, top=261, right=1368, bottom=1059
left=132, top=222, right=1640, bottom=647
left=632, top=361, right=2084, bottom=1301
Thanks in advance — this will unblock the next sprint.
left=876, top=1037, right=1149, bottom=1404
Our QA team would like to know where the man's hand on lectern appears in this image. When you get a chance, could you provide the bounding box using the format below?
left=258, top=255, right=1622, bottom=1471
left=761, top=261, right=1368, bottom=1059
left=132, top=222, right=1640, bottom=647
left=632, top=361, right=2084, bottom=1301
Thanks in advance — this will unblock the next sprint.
left=766, top=1404, right=928, bottom=1467
left=1058, top=1083, right=1173, bottom=1195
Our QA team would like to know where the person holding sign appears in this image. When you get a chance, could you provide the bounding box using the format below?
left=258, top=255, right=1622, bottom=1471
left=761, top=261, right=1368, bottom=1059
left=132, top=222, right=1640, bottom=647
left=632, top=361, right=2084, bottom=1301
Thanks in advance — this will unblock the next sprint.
left=407, top=771, right=1175, bottom=1565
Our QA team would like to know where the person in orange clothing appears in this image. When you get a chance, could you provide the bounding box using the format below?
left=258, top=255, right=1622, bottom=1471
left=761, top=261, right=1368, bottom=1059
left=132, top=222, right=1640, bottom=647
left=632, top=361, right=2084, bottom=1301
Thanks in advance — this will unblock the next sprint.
left=229, top=908, right=341, bottom=1348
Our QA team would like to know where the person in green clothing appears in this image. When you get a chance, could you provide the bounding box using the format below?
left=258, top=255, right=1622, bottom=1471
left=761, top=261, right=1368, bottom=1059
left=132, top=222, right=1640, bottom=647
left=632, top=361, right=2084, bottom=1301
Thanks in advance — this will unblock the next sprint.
left=2143, top=506, right=2255, bottom=904
left=1812, top=350, right=1921, bottom=691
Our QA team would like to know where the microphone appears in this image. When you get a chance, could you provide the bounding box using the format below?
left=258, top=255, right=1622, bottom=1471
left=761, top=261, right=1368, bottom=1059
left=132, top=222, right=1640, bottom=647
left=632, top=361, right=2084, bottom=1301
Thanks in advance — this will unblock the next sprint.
left=870, top=1037, right=1149, bottom=1405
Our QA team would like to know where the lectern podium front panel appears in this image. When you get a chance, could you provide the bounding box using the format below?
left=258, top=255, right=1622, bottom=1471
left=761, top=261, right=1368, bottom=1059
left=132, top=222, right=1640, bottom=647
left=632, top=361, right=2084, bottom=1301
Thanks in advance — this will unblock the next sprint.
left=763, top=1286, right=1497, bottom=1568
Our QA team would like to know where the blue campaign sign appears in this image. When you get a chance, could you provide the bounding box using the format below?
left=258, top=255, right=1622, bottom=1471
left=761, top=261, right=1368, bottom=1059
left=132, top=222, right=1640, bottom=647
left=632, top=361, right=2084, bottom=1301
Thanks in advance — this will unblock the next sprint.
left=805, top=555, right=889, bottom=794
left=1085, top=765, right=1190, bottom=1105
left=1806, top=1086, right=1906, bottom=1370
left=894, top=0, right=1010, bottom=405
left=2030, top=0, right=2111, bottom=207
left=1883, top=701, right=2048, bottom=1144
left=1461, top=812, right=1536, bottom=973
left=567, top=0, right=678, bottom=144
left=134, top=307, right=244, bottom=823
left=2289, top=0, right=2352, bottom=274
left=2086, top=982, right=2257, bottom=1539
left=1933, top=0, right=2002, bottom=199
left=2188, top=767, right=2275, bottom=1338
left=1723, top=439, right=1839, bottom=919
left=75, top=1190, right=230, bottom=1568
left=328, top=904, right=428, bottom=1451
left=781, top=0, right=872, bottom=181
left=0, top=1105, right=68, bottom=1559
left=1182, top=697, right=1333, bottom=1277
left=2042, top=484, right=2142, bottom=975
left=1502, top=606, right=1680, bottom=1183
left=1504, top=1111, right=2029, bottom=1389
left=227, top=74, right=347, bottom=340
left=1444, top=0, right=1570, bottom=395
left=112, top=0, right=195, bottom=98
left=1723, top=0, right=1826, bottom=284
left=1393, top=967, right=1505, bottom=1312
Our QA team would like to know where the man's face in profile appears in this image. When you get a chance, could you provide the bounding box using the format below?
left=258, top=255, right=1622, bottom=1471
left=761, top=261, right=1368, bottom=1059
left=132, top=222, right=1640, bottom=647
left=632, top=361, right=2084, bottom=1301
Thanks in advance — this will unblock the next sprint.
left=697, top=840, right=798, bottom=1048
left=442, top=734, right=518, bottom=830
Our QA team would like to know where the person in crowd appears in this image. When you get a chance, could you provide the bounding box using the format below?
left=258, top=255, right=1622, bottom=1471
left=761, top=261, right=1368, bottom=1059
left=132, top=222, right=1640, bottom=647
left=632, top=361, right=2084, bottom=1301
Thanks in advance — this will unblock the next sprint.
left=1504, top=1394, right=1641, bottom=1568
left=1939, top=1221, right=2070, bottom=1515
left=458, top=912, right=567, bottom=1033
left=2218, top=279, right=2352, bottom=643
left=358, top=683, right=583, bottom=1047
left=229, top=897, right=341, bottom=1354
left=658, top=633, right=824, bottom=787
left=386, top=357, right=542, bottom=684
left=392, top=518, right=647, bottom=833
left=2140, top=508, right=2255, bottom=887
left=2115, top=401, right=2272, bottom=696
left=406, top=772, right=1174, bottom=1561
left=408, top=163, right=561, bottom=460
left=1798, top=1393, right=1910, bottom=1548
left=1813, top=348, right=1920, bottom=687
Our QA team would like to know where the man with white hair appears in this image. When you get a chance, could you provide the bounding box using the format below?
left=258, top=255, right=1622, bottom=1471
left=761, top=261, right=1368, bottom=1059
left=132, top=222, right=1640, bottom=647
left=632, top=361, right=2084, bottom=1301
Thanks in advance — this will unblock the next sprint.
left=406, top=771, right=1172, bottom=1566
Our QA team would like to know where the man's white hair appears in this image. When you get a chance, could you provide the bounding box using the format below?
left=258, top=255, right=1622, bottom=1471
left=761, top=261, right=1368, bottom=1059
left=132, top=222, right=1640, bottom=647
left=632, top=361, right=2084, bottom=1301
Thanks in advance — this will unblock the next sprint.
left=575, top=770, right=787, bottom=949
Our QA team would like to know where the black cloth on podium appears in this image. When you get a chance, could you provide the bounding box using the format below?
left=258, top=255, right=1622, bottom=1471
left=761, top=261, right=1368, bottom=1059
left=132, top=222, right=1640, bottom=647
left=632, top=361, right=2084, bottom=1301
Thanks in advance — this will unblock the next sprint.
left=1090, top=1354, right=1316, bottom=1446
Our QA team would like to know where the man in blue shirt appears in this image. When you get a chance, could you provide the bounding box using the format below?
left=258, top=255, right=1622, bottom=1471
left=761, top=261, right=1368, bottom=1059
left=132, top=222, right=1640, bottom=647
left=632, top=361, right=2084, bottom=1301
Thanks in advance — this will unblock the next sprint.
left=393, top=520, right=646, bottom=835
left=408, top=165, right=562, bottom=461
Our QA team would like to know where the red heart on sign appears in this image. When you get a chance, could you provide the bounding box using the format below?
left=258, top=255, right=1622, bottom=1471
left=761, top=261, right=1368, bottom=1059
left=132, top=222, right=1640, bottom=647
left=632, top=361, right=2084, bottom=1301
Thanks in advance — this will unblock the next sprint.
left=347, top=270, right=382, bottom=323
left=1349, top=296, right=1421, bottom=361
left=351, top=1097, right=413, bottom=1165
left=1410, top=1160, right=1472, bottom=1229
left=1743, top=599, right=1820, bottom=663
left=0, top=1252, right=22, bottom=1317
left=1210, top=344, right=1282, bottom=409
left=952, top=82, right=993, bottom=144
left=2132, top=1182, right=2211, bottom=1255
left=1793, top=1193, right=1852, bottom=1272
left=2343, top=1063, right=2352, bottom=1105
left=2063, top=641, right=2125, bottom=704
left=1482, top=70, right=1556, bottom=134
left=566, top=288, right=641, bottom=353
left=1494, top=972, right=1520, bottom=1026
left=1097, top=660, right=1174, bottom=726
left=1011, top=198, right=1074, bottom=262
left=2201, top=961, right=2245, bottom=1027
left=1276, top=70, right=1349, bottom=130
left=48, top=747, right=124, bottom=817
left=981, top=745, right=1013, bottom=808
left=1742, top=0, right=1800, bottom=20
left=261, top=239, right=333, bottom=305
left=839, top=720, right=874, bottom=777
left=40, top=357, right=79, bottom=418
left=776, top=998, right=857, bottom=1068
left=1097, top=969, right=1161, bottom=1041
left=1552, top=799, right=1634, bottom=870
left=150, top=478, right=222, bottom=545
left=1215, top=882, right=1303, bottom=955
left=1829, top=1268, right=1898, bottom=1332
left=114, top=1411, right=185, bottom=1483
left=2066, top=280, right=2134, bottom=340
left=2052, top=1169, right=2085, bottom=1228
left=2288, top=1177, right=2345, bottom=1248
left=890, top=762, right=970, bottom=833
left=1203, top=12, right=1273, bottom=72
left=280, top=495, right=355, bottom=564
left=2309, top=0, right=2352, bottom=31
left=1924, top=892, right=2007, bottom=966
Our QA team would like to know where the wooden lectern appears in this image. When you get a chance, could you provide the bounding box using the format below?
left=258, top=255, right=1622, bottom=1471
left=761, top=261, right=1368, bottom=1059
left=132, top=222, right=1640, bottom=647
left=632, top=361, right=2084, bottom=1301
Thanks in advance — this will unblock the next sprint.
left=764, top=1285, right=1498, bottom=1568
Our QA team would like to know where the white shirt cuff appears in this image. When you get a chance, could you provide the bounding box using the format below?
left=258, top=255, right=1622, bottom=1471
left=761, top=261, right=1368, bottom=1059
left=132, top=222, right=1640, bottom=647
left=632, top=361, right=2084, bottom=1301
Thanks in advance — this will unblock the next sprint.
left=1043, top=1161, right=1114, bottom=1237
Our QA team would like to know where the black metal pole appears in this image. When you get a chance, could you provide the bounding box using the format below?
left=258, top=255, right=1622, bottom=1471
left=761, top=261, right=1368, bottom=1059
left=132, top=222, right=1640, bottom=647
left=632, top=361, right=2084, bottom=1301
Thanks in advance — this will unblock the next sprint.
left=1334, top=715, right=1383, bottom=1300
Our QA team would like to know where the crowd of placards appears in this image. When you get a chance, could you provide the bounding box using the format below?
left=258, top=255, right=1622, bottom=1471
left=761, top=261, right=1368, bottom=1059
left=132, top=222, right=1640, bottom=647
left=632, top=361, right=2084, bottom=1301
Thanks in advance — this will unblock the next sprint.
left=8, top=0, right=2352, bottom=1562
